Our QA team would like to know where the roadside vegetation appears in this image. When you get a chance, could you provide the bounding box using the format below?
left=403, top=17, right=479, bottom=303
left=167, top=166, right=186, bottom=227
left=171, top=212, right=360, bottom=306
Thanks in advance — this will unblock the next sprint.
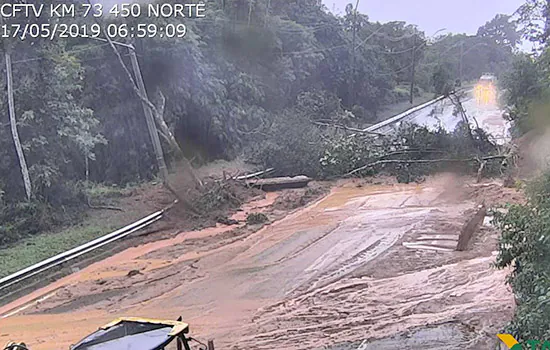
left=0, top=1, right=519, bottom=264
left=0, top=223, right=116, bottom=278
left=494, top=0, right=550, bottom=343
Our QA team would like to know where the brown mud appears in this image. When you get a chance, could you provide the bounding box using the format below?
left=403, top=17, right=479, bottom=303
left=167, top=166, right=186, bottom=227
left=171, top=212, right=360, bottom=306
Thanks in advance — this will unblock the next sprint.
left=0, top=175, right=518, bottom=350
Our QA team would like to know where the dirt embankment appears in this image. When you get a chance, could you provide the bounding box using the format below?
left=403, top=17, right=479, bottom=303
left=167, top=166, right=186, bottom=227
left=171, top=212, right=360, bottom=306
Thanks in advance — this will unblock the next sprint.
left=0, top=174, right=520, bottom=350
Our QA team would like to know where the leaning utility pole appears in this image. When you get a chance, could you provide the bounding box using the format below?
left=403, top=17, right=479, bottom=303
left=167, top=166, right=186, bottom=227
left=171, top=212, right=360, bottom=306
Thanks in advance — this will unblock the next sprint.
left=128, top=49, right=170, bottom=183
left=349, top=0, right=360, bottom=107
left=409, top=33, right=417, bottom=104
left=5, top=49, right=32, bottom=201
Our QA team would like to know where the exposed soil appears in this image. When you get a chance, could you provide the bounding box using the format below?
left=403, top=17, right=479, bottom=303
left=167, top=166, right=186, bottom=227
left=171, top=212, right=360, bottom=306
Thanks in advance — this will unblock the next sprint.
left=0, top=174, right=519, bottom=350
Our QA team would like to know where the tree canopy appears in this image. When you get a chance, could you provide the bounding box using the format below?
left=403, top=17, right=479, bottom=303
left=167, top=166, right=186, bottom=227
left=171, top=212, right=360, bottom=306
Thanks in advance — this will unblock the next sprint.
left=0, top=0, right=520, bottom=243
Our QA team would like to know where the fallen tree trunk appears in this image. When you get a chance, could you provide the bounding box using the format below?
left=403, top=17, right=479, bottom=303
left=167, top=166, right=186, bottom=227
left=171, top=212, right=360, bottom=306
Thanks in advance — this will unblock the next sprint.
left=246, top=176, right=311, bottom=191
left=456, top=203, right=487, bottom=251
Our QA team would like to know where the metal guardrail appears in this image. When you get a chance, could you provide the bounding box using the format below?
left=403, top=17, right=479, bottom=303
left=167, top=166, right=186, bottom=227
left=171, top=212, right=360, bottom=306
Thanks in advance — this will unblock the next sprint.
left=363, top=88, right=472, bottom=134
left=363, top=95, right=446, bottom=134
left=0, top=209, right=165, bottom=293
left=0, top=167, right=268, bottom=297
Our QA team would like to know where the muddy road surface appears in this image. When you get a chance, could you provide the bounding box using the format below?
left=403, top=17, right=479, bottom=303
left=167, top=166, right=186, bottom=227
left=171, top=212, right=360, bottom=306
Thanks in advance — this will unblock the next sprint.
left=0, top=176, right=517, bottom=349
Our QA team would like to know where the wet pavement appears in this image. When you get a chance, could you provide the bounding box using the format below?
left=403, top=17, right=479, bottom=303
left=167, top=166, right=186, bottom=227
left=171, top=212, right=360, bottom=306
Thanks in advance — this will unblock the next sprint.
left=0, top=90, right=514, bottom=350
left=375, top=90, right=511, bottom=144
left=0, top=177, right=514, bottom=349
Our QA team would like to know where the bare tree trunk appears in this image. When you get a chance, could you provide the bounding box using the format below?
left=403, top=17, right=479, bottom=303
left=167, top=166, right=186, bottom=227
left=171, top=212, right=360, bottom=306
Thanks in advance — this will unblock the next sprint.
left=153, top=90, right=203, bottom=187
left=5, top=51, right=32, bottom=201
left=247, top=0, right=253, bottom=27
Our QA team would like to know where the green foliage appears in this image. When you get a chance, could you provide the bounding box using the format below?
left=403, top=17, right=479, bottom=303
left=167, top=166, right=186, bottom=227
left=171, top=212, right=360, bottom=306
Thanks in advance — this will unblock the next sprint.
left=503, top=56, right=543, bottom=107
left=516, top=0, right=550, bottom=44
left=477, top=14, right=521, bottom=50
left=0, top=222, right=112, bottom=278
left=495, top=172, right=550, bottom=342
left=391, top=86, right=411, bottom=102
left=493, top=3, right=550, bottom=340
left=0, top=194, right=84, bottom=247
left=320, top=135, right=377, bottom=177
left=247, top=111, right=325, bottom=177
left=502, top=54, right=549, bottom=136
left=0, top=0, right=519, bottom=247
left=251, top=110, right=499, bottom=181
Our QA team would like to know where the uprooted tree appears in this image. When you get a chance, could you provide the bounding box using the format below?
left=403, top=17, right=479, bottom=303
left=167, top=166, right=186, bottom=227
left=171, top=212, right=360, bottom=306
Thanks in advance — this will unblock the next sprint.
left=248, top=87, right=509, bottom=183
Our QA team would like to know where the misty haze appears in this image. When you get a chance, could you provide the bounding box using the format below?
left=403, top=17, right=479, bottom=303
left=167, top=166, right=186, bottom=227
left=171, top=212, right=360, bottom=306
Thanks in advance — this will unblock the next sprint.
left=0, top=1, right=548, bottom=349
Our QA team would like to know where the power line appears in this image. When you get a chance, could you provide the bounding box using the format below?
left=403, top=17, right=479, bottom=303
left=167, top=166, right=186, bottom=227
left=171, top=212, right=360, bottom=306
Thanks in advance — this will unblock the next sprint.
left=373, top=62, right=414, bottom=76
left=282, top=25, right=385, bottom=56
left=372, top=56, right=440, bottom=77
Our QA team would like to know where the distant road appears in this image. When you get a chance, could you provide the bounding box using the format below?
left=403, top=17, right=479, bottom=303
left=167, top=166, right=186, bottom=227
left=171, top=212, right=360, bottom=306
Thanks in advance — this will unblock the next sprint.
left=365, top=90, right=510, bottom=144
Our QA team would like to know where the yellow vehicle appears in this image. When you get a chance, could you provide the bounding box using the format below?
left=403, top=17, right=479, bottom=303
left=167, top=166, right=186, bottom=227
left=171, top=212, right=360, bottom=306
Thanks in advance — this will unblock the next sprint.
left=474, top=73, right=497, bottom=105
left=4, top=317, right=213, bottom=350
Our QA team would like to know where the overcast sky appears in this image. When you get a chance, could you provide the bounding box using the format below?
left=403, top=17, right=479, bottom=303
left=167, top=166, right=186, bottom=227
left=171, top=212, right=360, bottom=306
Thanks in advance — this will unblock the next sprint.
left=322, top=0, right=525, bottom=36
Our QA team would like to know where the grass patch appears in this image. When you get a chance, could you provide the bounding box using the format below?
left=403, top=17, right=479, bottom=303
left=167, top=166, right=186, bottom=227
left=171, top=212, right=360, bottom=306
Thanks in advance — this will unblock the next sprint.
left=86, top=183, right=130, bottom=200
left=0, top=223, right=117, bottom=278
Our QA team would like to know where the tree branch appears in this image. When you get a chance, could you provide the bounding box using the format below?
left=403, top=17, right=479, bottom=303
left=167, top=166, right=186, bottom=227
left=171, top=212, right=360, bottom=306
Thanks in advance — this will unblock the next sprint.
left=343, top=155, right=507, bottom=177
left=156, top=89, right=166, bottom=118
left=313, top=121, right=381, bottom=135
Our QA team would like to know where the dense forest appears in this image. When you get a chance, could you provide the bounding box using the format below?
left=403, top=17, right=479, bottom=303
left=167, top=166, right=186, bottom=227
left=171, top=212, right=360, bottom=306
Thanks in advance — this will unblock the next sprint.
left=0, top=0, right=520, bottom=243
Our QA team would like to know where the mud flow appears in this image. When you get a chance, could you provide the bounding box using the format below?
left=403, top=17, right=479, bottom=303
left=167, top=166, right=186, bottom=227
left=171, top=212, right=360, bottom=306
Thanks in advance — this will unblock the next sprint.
left=0, top=175, right=514, bottom=350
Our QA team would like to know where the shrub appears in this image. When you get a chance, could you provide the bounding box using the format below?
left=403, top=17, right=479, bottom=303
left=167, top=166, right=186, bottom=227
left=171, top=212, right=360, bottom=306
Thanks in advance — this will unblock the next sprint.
left=246, top=111, right=325, bottom=177
left=494, top=171, right=550, bottom=341
left=0, top=181, right=87, bottom=247
left=246, top=212, right=269, bottom=225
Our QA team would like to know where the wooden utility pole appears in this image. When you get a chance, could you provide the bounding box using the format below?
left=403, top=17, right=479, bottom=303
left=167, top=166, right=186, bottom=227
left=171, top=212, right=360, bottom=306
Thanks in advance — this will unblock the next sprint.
left=459, top=41, right=464, bottom=83
left=409, top=33, right=417, bottom=104
left=5, top=50, right=32, bottom=201
left=128, top=49, right=169, bottom=183
left=85, top=0, right=172, bottom=186
left=349, top=0, right=360, bottom=107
